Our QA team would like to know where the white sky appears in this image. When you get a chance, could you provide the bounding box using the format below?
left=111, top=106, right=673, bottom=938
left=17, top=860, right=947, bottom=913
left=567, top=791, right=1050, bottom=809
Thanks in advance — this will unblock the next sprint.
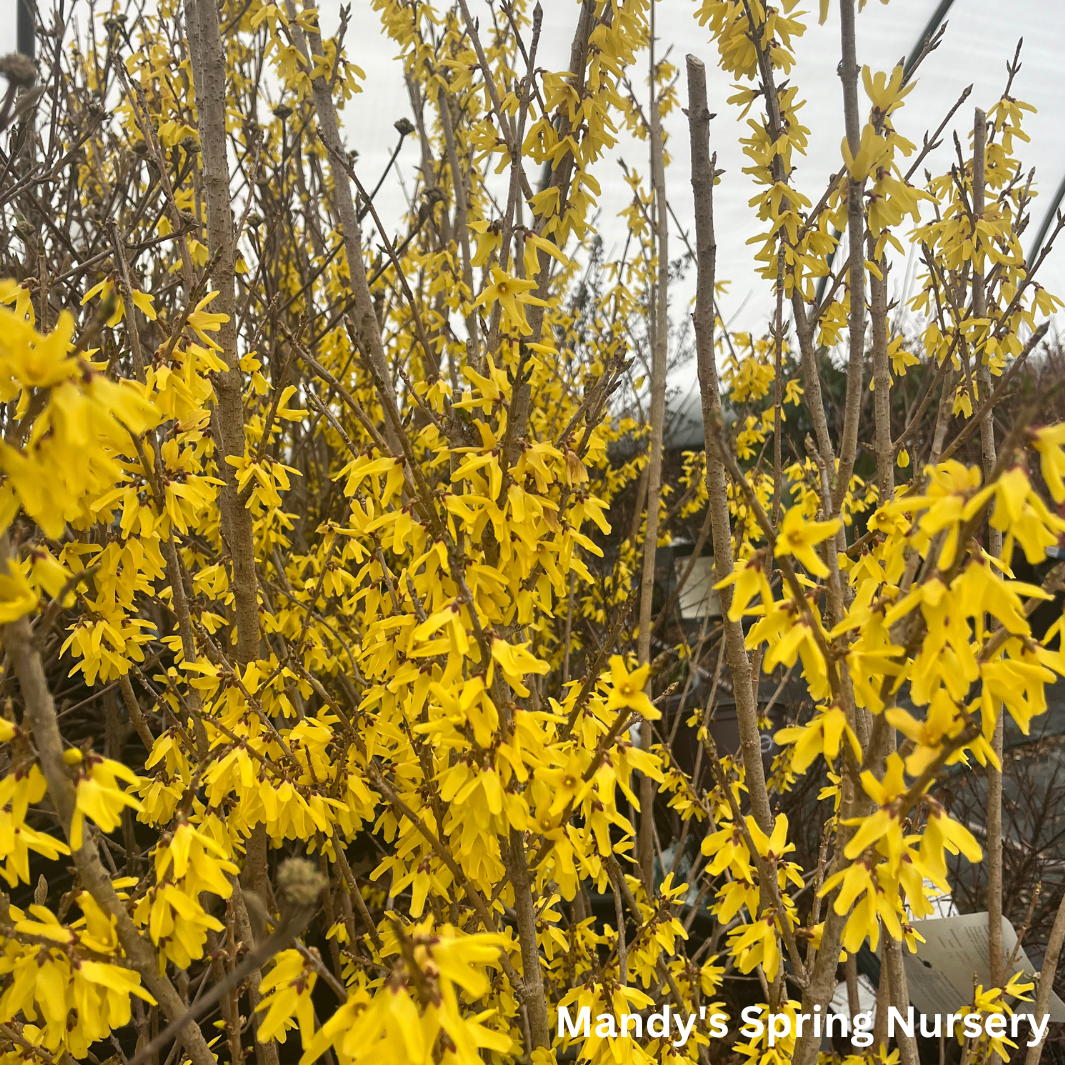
left=2, top=0, right=1063, bottom=360
left=332, top=0, right=1065, bottom=361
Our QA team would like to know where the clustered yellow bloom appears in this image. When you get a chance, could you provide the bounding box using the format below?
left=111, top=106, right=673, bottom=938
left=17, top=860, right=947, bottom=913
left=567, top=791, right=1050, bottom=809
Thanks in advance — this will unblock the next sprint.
left=0, top=0, right=1060, bottom=1062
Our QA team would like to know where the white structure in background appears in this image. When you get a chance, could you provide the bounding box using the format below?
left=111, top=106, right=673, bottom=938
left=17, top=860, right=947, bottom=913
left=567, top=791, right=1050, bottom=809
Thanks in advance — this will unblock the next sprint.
left=829, top=973, right=878, bottom=1023
left=673, top=551, right=721, bottom=622
left=905, top=913, right=1065, bottom=1020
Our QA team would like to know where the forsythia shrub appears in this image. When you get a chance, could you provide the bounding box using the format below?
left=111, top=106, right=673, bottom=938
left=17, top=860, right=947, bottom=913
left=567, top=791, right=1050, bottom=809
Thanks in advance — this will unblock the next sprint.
left=0, top=1, right=1063, bottom=1064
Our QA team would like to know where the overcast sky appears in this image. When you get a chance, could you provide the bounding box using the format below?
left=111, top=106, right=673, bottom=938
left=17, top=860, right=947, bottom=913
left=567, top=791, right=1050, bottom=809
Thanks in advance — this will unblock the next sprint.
left=318, top=0, right=1065, bottom=351
left=2, top=0, right=1063, bottom=358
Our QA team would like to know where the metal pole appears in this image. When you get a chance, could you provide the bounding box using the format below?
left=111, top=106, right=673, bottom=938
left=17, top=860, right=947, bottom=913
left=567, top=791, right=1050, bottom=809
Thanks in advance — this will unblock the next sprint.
left=902, top=0, right=957, bottom=81
left=813, top=0, right=958, bottom=309
left=17, top=0, right=36, bottom=60
left=1026, top=172, right=1065, bottom=273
